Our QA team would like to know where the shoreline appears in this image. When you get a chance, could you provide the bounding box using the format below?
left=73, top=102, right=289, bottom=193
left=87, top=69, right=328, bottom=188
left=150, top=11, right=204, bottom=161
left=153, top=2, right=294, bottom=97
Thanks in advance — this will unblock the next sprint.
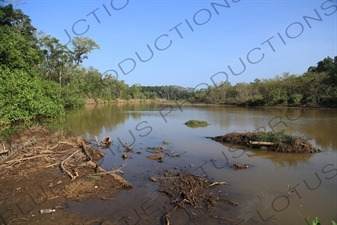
left=84, top=98, right=337, bottom=109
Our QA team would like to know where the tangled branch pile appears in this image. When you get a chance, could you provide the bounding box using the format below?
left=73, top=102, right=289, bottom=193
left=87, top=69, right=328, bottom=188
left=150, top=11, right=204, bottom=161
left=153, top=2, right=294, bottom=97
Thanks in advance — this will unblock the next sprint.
left=150, top=170, right=237, bottom=225
left=0, top=126, right=131, bottom=201
left=208, top=131, right=321, bottom=153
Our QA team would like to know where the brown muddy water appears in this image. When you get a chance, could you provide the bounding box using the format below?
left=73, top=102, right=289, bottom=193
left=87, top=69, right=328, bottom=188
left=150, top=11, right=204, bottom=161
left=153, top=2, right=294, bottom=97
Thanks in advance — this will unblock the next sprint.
left=46, top=103, right=337, bottom=225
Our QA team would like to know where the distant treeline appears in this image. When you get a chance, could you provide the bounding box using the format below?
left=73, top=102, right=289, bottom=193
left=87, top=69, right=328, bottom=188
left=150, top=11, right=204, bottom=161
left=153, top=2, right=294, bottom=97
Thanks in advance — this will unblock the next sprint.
left=143, top=56, right=337, bottom=108
left=1, top=4, right=336, bottom=130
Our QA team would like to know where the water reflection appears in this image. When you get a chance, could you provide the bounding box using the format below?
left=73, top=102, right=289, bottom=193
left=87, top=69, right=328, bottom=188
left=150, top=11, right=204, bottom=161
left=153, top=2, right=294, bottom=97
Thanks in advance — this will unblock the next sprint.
left=47, top=103, right=158, bottom=138
left=220, top=143, right=313, bottom=167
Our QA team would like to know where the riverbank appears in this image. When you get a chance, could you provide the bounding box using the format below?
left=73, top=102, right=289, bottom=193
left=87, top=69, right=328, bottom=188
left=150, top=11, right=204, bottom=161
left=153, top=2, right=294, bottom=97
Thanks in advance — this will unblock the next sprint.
left=85, top=98, right=162, bottom=104
left=0, top=126, right=132, bottom=224
left=155, top=100, right=337, bottom=109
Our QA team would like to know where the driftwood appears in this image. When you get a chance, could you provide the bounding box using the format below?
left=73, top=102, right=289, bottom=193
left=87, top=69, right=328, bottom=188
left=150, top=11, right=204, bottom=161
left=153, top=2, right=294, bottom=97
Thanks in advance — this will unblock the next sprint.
left=79, top=141, right=92, bottom=161
left=222, top=199, right=239, bottom=206
left=0, top=149, right=9, bottom=155
left=209, top=181, right=227, bottom=187
left=94, top=136, right=100, bottom=146
left=100, top=136, right=112, bottom=145
left=5, top=154, right=51, bottom=164
left=0, top=137, right=37, bottom=166
left=85, top=161, right=132, bottom=188
left=249, top=141, right=275, bottom=146
left=0, top=143, right=8, bottom=155
left=122, top=153, right=130, bottom=159
left=232, top=163, right=249, bottom=170
left=125, top=142, right=133, bottom=151
left=162, top=199, right=189, bottom=225
left=146, top=155, right=164, bottom=161
left=154, top=171, right=231, bottom=225
left=60, top=149, right=80, bottom=180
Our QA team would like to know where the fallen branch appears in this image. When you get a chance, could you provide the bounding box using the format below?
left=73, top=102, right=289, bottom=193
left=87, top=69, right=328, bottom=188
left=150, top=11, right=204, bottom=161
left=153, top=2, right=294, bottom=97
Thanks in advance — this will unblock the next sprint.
left=44, top=162, right=60, bottom=169
left=60, top=149, right=80, bottom=180
left=98, top=163, right=127, bottom=175
left=162, top=199, right=189, bottom=225
left=49, top=143, right=60, bottom=150
left=58, top=141, right=77, bottom=147
left=221, top=199, right=239, bottom=206
left=79, top=141, right=92, bottom=161
left=1, top=142, right=8, bottom=154
left=0, top=149, right=9, bottom=155
left=95, top=136, right=100, bottom=147
left=5, top=154, right=51, bottom=164
left=84, top=161, right=132, bottom=188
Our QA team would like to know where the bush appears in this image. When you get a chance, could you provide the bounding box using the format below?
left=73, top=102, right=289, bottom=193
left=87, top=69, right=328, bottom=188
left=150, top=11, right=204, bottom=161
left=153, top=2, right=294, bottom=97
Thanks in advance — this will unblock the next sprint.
left=61, top=85, right=85, bottom=109
left=0, top=68, right=64, bottom=127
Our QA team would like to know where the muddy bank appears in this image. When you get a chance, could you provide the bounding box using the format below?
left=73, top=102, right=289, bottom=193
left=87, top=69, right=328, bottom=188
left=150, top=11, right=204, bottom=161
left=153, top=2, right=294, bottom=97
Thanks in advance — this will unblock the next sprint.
left=0, top=126, right=244, bottom=225
left=207, top=131, right=322, bottom=153
left=0, top=126, right=131, bottom=224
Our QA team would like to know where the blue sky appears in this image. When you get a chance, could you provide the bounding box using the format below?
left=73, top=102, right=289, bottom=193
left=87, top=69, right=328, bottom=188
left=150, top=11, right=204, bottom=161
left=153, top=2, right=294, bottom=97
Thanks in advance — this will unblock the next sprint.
left=18, top=0, right=337, bottom=87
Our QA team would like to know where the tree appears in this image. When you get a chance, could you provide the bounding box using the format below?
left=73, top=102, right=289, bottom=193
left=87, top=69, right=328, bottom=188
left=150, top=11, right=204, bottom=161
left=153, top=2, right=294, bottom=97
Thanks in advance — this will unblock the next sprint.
left=0, top=4, right=35, bottom=39
left=69, top=37, right=100, bottom=68
left=38, top=35, right=70, bottom=84
left=0, top=25, right=40, bottom=72
left=38, top=35, right=99, bottom=87
left=316, top=56, right=334, bottom=73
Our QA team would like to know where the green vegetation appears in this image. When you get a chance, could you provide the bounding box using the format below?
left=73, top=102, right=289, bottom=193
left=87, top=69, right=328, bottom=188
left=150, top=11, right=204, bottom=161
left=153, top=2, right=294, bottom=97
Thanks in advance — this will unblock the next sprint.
left=255, top=130, right=307, bottom=145
left=298, top=211, right=337, bottom=225
left=184, top=120, right=209, bottom=128
left=87, top=174, right=101, bottom=180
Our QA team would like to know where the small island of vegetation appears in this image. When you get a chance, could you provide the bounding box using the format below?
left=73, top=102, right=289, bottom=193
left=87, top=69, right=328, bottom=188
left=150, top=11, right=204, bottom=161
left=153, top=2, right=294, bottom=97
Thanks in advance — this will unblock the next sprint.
left=184, top=120, right=209, bottom=128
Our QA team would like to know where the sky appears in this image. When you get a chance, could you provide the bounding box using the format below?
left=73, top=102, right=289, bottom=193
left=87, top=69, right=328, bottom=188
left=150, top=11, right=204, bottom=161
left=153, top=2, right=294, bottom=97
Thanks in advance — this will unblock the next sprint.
left=15, top=0, right=337, bottom=87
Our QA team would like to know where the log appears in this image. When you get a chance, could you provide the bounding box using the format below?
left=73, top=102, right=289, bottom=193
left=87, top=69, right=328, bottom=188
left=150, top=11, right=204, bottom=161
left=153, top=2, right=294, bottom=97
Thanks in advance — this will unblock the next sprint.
left=249, top=141, right=275, bottom=145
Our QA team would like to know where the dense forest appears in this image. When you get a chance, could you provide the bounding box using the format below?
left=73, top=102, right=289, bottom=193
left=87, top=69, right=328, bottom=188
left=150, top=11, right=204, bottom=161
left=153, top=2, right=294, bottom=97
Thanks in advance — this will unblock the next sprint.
left=0, top=3, right=336, bottom=131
